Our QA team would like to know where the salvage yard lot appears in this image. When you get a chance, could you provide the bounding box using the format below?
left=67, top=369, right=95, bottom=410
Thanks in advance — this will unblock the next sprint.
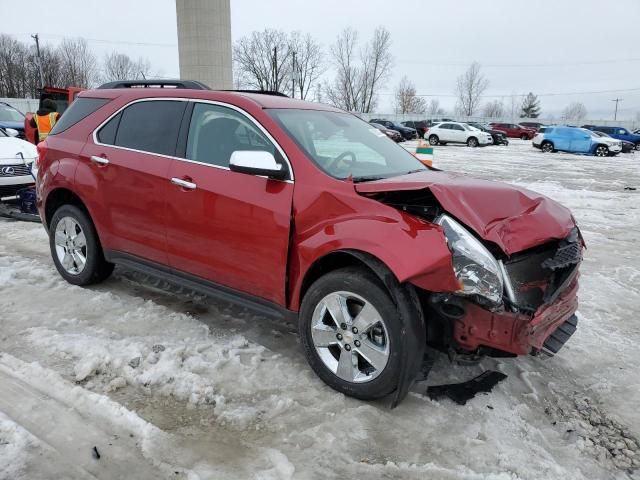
left=1, top=140, right=639, bottom=479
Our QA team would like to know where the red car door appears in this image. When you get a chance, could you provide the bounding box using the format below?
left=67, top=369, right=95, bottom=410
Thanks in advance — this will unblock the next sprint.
left=79, top=99, right=187, bottom=264
left=165, top=102, right=294, bottom=305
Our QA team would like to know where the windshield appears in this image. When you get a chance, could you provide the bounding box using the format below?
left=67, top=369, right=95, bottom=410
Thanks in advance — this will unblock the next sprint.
left=269, top=109, right=427, bottom=181
left=0, top=104, right=24, bottom=122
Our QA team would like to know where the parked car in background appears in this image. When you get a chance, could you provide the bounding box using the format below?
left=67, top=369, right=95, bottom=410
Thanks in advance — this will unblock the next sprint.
left=0, top=102, right=26, bottom=139
left=37, top=80, right=584, bottom=404
left=519, top=121, right=545, bottom=131
left=369, top=119, right=417, bottom=140
left=0, top=126, right=37, bottom=198
left=532, top=126, right=621, bottom=156
left=427, top=122, right=493, bottom=147
left=591, top=126, right=640, bottom=150
left=490, top=123, right=536, bottom=140
left=466, top=122, right=509, bottom=146
left=592, top=131, right=635, bottom=153
left=401, top=120, right=430, bottom=137
left=370, top=122, right=403, bottom=142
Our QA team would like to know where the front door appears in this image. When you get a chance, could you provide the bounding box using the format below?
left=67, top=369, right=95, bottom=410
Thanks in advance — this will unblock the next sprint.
left=569, top=129, right=592, bottom=153
left=165, top=102, right=294, bottom=305
left=80, top=99, right=187, bottom=264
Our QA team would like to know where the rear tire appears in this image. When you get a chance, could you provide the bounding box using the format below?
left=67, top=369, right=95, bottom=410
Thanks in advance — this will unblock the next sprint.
left=299, top=267, right=404, bottom=400
left=49, top=205, right=114, bottom=286
left=635, top=142, right=640, bottom=151
left=428, top=134, right=439, bottom=146
left=541, top=141, right=554, bottom=153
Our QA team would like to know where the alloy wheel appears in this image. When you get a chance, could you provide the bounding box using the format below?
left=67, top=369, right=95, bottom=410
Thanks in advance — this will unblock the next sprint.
left=542, top=143, right=553, bottom=152
left=468, top=137, right=478, bottom=147
left=595, top=145, right=608, bottom=157
left=310, top=291, right=390, bottom=383
left=54, top=217, right=88, bottom=275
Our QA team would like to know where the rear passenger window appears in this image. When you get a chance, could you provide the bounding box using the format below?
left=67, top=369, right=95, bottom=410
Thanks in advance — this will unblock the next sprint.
left=185, top=103, right=278, bottom=169
left=50, top=97, right=110, bottom=135
left=112, top=100, right=186, bottom=156
left=97, top=112, right=121, bottom=145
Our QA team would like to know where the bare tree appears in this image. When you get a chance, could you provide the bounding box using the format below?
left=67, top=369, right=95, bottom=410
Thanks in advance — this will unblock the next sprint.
left=427, top=98, right=445, bottom=116
left=0, top=34, right=29, bottom=97
left=325, top=27, right=393, bottom=112
left=57, top=37, right=98, bottom=88
left=561, top=102, right=587, bottom=121
left=482, top=99, right=505, bottom=118
left=455, top=62, right=489, bottom=116
left=289, top=32, right=324, bottom=100
left=360, top=27, right=393, bottom=113
left=324, top=28, right=361, bottom=111
left=394, top=76, right=426, bottom=114
left=102, top=52, right=152, bottom=82
left=233, top=29, right=292, bottom=93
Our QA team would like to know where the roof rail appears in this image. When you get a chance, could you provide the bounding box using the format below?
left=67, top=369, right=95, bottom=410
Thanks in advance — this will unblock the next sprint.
left=97, top=79, right=211, bottom=90
left=222, top=89, right=289, bottom=98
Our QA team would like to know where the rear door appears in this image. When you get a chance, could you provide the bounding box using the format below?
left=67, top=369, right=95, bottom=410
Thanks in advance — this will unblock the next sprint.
left=438, top=123, right=454, bottom=142
left=165, top=101, right=294, bottom=305
left=81, top=99, right=187, bottom=264
left=449, top=124, right=466, bottom=143
left=553, top=128, right=572, bottom=151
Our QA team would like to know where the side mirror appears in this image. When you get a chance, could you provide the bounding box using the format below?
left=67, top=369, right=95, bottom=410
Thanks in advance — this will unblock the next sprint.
left=5, top=128, right=19, bottom=137
left=229, top=150, right=287, bottom=180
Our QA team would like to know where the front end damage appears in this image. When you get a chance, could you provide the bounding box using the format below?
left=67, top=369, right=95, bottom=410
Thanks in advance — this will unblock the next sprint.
left=354, top=171, right=584, bottom=361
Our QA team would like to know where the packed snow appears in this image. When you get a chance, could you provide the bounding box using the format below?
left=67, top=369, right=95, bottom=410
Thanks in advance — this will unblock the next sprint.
left=0, top=140, right=638, bottom=479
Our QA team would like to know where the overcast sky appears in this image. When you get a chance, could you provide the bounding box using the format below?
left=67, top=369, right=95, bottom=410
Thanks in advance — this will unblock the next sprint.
left=4, top=0, right=640, bottom=120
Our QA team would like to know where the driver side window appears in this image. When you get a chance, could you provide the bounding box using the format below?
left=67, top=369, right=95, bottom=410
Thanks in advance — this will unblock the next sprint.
left=186, top=103, right=279, bottom=169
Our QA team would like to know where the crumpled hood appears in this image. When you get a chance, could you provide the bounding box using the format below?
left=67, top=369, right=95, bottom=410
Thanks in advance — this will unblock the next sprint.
left=354, top=170, right=576, bottom=255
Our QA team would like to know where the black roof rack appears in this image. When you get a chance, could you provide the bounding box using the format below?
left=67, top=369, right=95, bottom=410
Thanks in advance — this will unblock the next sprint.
left=222, top=89, right=289, bottom=98
left=97, top=79, right=211, bottom=90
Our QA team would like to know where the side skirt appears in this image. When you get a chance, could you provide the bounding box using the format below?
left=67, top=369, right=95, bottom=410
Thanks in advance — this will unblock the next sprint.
left=104, top=250, right=297, bottom=322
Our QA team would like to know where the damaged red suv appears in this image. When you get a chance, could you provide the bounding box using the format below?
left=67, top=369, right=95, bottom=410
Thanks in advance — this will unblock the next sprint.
left=36, top=80, right=583, bottom=405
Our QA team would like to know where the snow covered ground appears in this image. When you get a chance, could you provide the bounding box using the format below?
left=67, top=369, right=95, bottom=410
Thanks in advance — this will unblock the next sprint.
left=0, top=140, right=639, bottom=479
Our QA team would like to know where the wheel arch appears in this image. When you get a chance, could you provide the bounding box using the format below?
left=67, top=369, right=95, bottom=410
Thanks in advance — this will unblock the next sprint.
left=44, top=187, right=90, bottom=228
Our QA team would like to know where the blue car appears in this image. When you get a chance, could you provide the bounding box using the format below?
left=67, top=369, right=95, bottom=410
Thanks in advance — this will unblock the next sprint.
left=592, top=126, right=640, bottom=151
left=532, top=126, right=622, bottom=157
left=0, top=102, right=25, bottom=138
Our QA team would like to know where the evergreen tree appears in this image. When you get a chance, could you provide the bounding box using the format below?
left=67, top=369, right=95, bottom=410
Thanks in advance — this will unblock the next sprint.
left=520, top=92, right=541, bottom=118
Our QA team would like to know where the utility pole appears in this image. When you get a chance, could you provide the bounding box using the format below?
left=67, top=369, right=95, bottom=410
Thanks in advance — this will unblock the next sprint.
left=612, top=98, right=623, bottom=120
left=291, top=51, right=296, bottom=99
left=272, top=46, right=277, bottom=92
left=31, top=33, right=45, bottom=89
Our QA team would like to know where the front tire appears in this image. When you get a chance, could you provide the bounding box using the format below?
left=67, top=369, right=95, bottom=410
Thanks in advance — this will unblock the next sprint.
left=299, top=267, right=403, bottom=400
left=467, top=137, right=479, bottom=147
left=428, top=134, right=439, bottom=146
left=49, top=205, right=114, bottom=286
left=520, top=134, right=529, bottom=140
left=635, top=142, right=640, bottom=151
left=595, top=145, right=609, bottom=157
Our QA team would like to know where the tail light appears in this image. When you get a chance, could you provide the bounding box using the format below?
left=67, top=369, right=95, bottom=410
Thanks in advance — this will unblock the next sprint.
left=34, top=140, right=47, bottom=178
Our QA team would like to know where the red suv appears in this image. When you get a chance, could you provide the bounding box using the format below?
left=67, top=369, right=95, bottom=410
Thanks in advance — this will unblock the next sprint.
left=490, top=123, right=537, bottom=140
left=36, top=81, right=583, bottom=405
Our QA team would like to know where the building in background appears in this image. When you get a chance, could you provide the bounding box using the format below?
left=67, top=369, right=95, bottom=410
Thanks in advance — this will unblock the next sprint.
left=175, top=0, right=232, bottom=89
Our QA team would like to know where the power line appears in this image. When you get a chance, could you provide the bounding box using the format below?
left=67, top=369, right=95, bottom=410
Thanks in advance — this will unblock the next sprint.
left=377, top=87, right=640, bottom=98
left=396, top=58, right=640, bottom=68
left=7, top=32, right=176, bottom=48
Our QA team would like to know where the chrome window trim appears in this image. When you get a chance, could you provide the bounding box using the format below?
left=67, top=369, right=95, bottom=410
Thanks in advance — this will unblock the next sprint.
left=91, top=97, right=294, bottom=182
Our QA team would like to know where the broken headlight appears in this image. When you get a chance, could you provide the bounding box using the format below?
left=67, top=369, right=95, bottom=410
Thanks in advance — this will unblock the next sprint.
left=437, top=214, right=503, bottom=306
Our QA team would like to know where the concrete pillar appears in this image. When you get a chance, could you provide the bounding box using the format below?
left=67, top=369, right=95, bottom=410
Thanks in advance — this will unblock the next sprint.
left=175, top=0, right=232, bottom=89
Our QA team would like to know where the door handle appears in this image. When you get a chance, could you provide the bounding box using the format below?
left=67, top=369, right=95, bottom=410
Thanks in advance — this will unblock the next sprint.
left=90, top=155, right=109, bottom=165
left=171, top=177, right=197, bottom=190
